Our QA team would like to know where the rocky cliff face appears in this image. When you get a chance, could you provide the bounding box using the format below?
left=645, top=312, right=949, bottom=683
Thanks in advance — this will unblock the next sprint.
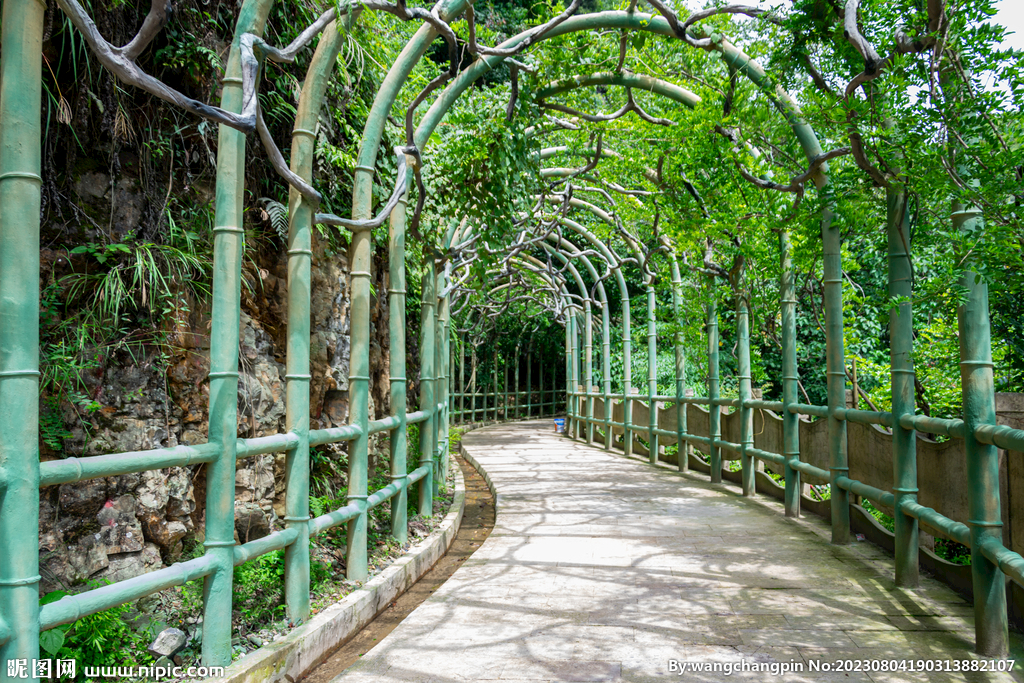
left=38, top=198, right=395, bottom=593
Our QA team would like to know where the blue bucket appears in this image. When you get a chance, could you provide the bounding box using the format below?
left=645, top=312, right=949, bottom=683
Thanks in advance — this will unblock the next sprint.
left=554, top=418, right=565, bottom=433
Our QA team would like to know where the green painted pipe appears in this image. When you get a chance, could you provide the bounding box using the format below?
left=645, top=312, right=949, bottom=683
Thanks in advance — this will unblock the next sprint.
left=436, top=270, right=449, bottom=489
left=670, top=258, right=688, bottom=472
left=419, top=267, right=436, bottom=516
left=888, top=185, right=919, bottom=587
left=706, top=281, right=722, bottom=483
left=0, top=0, right=45, bottom=666
left=234, top=528, right=298, bottom=565
left=737, top=291, right=754, bottom=496
left=822, top=196, right=850, bottom=545
left=286, top=21, right=344, bottom=608
left=536, top=71, right=701, bottom=108
left=515, top=344, right=521, bottom=421
left=202, top=0, right=274, bottom=665
left=647, top=285, right=659, bottom=464
left=40, top=556, right=216, bottom=631
left=388, top=183, right=410, bottom=544
left=779, top=230, right=801, bottom=517
left=955, top=203, right=1008, bottom=657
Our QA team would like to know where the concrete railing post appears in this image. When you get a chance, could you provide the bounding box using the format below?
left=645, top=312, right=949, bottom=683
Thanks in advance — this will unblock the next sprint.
left=955, top=202, right=1008, bottom=657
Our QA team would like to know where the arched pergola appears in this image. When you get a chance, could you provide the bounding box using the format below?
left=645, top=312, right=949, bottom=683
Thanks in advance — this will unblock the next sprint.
left=1, top=0, right=1020, bottom=671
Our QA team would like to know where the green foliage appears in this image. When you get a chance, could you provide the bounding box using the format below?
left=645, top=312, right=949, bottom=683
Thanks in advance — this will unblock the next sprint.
left=39, top=587, right=154, bottom=678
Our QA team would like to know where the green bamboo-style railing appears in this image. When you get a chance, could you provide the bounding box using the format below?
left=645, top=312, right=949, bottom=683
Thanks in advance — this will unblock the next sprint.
left=563, top=217, right=1024, bottom=660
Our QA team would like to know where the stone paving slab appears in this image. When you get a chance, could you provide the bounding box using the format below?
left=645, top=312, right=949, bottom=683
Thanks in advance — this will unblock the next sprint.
left=332, top=421, right=1023, bottom=682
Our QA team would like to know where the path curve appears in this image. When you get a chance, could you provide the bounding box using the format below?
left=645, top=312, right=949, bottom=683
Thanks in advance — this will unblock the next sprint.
left=331, top=421, right=1018, bottom=682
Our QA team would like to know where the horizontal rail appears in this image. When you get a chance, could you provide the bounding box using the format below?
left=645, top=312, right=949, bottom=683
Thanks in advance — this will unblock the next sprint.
left=39, top=442, right=220, bottom=487
left=746, top=399, right=784, bottom=411
left=308, top=502, right=361, bottom=536
left=237, top=432, right=301, bottom=458
left=40, top=555, right=216, bottom=631
left=406, top=409, right=431, bottom=424
left=898, top=499, right=971, bottom=547
left=233, top=527, right=299, bottom=565
left=834, top=408, right=893, bottom=428
left=835, top=475, right=895, bottom=508
left=899, top=414, right=965, bottom=438
left=367, top=481, right=402, bottom=511
left=788, top=403, right=829, bottom=418
left=747, top=446, right=785, bottom=466
left=369, top=415, right=401, bottom=435
left=790, top=460, right=829, bottom=480
left=979, top=537, right=1024, bottom=589
left=975, top=424, right=1024, bottom=452
left=309, top=424, right=362, bottom=446
left=408, top=464, right=431, bottom=484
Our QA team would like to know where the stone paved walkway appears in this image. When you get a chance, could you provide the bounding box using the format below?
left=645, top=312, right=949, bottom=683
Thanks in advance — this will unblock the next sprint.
left=332, top=421, right=1022, bottom=682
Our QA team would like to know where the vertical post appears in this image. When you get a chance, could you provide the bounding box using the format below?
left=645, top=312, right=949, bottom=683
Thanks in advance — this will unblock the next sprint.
left=388, top=185, right=410, bottom=544
left=539, top=360, right=544, bottom=418
left=459, top=332, right=465, bottom=425
left=707, top=282, right=722, bottom=483
left=889, top=186, right=918, bottom=586
left=503, top=358, right=509, bottom=421
left=515, top=344, right=521, bottom=420
left=493, top=347, right=499, bottom=423
left=434, top=272, right=447, bottom=487
left=418, top=267, right=436, bottom=517
left=585, top=303, right=594, bottom=444
left=623, top=298, right=634, bottom=456
left=526, top=346, right=533, bottom=418
left=823, top=202, right=850, bottom=544
left=647, top=285, right=658, bottom=464
left=471, top=348, right=477, bottom=424
left=566, top=313, right=574, bottom=433
left=737, top=291, right=755, bottom=496
left=0, top=0, right=44, bottom=666
left=670, top=260, right=687, bottom=471
left=955, top=202, right=1008, bottom=657
left=201, top=3, right=275, bottom=664
left=780, top=230, right=801, bottom=517
left=601, top=298, right=613, bottom=452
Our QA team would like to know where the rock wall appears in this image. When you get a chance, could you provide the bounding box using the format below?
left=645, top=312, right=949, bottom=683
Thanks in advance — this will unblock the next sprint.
left=38, top=229, right=395, bottom=595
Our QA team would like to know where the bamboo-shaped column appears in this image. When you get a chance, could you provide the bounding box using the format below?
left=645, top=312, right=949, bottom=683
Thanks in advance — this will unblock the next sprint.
left=601, top=298, right=613, bottom=451
left=823, top=205, right=850, bottom=544
left=647, top=285, right=658, bottom=464
left=388, top=184, right=410, bottom=544
left=889, top=187, right=918, bottom=586
left=493, top=347, right=499, bottom=422
left=707, top=282, right=722, bottom=483
left=670, top=259, right=688, bottom=471
left=955, top=202, right=1008, bottom=656
left=526, top=340, right=533, bottom=418
left=419, top=268, right=436, bottom=515
left=514, top=343, right=521, bottom=420
left=623, top=298, right=634, bottom=456
left=287, top=17, right=344, bottom=620
left=459, top=332, right=465, bottom=425
left=0, top=0, right=45, bottom=665
left=539, top=361, right=545, bottom=417
left=585, top=302, right=594, bottom=444
left=737, top=290, right=755, bottom=496
left=436, top=272, right=449, bottom=488
left=470, top=347, right=478, bottom=423
left=780, top=230, right=801, bottom=517
left=569, top=311, right=577, bottom=432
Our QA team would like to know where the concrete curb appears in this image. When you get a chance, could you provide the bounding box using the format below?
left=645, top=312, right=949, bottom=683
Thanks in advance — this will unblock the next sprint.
left=207, top=461, right=466, bottom=683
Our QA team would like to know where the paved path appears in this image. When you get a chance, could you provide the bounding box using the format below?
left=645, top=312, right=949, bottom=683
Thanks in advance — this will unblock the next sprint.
left=333, top=421, right=1021, bottom=682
